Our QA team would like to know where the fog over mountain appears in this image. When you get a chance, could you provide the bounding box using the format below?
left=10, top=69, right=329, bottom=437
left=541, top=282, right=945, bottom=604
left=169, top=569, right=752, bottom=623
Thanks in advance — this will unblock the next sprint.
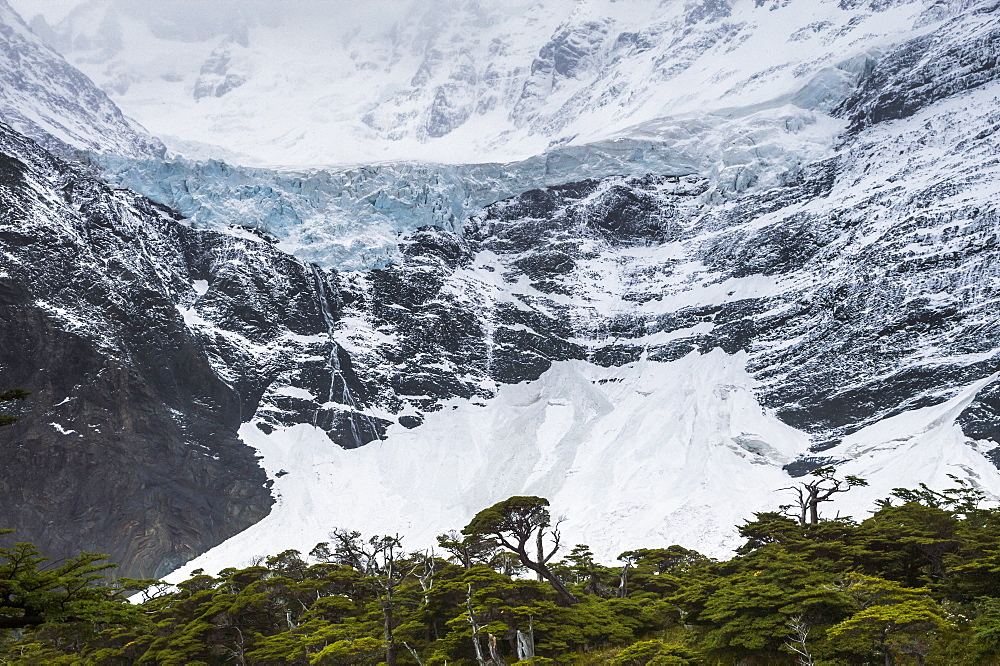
left=10, top=0, right=958, bottom=165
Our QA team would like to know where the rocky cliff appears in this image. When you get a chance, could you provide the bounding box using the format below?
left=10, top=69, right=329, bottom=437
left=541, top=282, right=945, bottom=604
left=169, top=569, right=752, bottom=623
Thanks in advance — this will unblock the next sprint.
left=0, top=123, right=371, bottom=576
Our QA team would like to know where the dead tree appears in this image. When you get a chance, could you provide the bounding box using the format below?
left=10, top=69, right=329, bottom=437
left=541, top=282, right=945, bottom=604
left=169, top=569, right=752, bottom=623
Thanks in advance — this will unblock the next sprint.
left=780, top=466, right=868, bottom=524
left=516, top=617, right=535, bottom=661
left=617, top=560, right=631, bottom=598
left=311, top=531, right=409, bottom=666
left=410, top=549, right=435, bottom=606
left=785, top=615, right=816, bottom=666
left=466, top=583, right=505, bottom=666
left=403, top=642, right=425, bottom=666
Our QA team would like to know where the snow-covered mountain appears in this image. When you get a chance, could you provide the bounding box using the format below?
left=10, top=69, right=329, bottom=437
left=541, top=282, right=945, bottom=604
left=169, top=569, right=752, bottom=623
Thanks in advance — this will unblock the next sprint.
left=15, top=0, right=972, bottom=165
left=2, top=0, right=1000, bottom=579
left=174, top=35, right=1000, bottom=567
left=0, top=0, right=163, bottom=159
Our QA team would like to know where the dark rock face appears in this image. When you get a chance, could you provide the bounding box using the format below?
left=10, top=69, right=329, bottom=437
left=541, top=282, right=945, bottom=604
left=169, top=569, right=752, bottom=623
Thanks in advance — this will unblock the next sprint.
left=0, top=124, right=377, bottom=576
left=837, top=2, right=1000, bottom=132
left=336, top=175, right=710, bottom=425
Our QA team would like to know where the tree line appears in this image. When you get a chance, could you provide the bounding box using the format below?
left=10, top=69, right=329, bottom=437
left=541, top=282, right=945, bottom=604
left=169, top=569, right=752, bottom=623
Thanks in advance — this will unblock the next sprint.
left=3, top=466, right=1000, bottom=664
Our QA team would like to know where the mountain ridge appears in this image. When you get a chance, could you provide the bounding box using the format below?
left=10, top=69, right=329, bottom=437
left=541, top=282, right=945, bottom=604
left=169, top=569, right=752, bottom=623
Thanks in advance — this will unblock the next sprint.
left=0, top=0, right=164, bottom=161
left=17, top=0, right=965, bottom=166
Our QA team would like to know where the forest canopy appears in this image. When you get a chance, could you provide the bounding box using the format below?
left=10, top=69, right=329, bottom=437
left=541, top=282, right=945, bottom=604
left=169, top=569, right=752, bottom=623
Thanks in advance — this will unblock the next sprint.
left=3, top=475, right=1000, bottom=665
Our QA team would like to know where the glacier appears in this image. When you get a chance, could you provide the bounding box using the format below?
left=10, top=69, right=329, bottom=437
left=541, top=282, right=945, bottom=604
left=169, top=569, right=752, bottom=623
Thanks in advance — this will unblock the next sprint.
left=96, top=102, right=839, bottom=271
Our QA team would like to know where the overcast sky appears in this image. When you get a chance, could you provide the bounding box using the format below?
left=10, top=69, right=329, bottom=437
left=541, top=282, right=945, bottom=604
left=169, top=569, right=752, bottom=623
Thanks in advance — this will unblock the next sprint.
left=8, top=0, right=416, bottom=28
left=8, top=0, right=80, bottom=23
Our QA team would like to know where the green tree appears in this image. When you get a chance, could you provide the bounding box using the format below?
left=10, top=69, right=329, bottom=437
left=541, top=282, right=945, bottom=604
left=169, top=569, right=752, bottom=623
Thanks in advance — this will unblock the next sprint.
left=967, top=597, right=1000, bottom=659
left=612, top=639, right=701, bottom=665
left=463, top=496, right=577, bottom=606
left=0, top=535, right=139, bottom=630
left=309, top=636, right=384, bottom=664
left=617, top=546, right=709, bottom=599
left=698, top=549, right=850, bottom=660
left=734, top=512, right=805, bottom=554
left=554, top=545, right=619, bottom=597
left=436, top=530, right=498, bottom=570
left=857, top=503, right=961, bottom=588
left=312, top=531, right=412, bottom=666
left=826, top=574, right=949, bottom=665
left=886, top=475, right=987, bottom=516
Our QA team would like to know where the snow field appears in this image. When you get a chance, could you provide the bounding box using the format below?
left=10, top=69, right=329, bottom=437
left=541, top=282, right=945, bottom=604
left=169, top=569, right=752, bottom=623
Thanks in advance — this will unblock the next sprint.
left=165, top=349, right=1000, bottom=581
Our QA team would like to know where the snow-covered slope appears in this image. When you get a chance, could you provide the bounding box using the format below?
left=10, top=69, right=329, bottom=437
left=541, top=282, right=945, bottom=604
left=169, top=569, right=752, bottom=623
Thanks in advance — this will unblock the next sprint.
left=165, top=353, right=1000, bottom=580
left=0, top=0, right=163, bottom=159
left=17, top=0, right=968, bottom=165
